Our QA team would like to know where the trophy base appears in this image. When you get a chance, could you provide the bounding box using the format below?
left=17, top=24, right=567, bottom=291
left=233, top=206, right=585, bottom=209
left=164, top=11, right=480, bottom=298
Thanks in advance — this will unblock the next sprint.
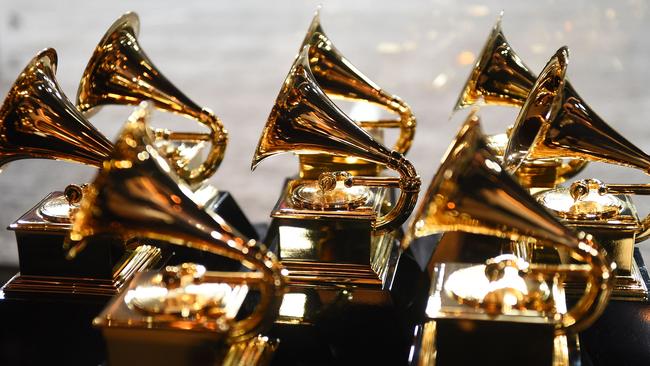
left=2, top=244, right=162, bottom=298
left=564, top=248, right=649, bottom=302
left=278, top=230, right=398, bottom=292
left=0, top=290, right=108, bottom=365
left=6, top=192, right=163, bottom=298
left=102, top=326, right=277, bottom=366
left=411, top=320, right=581, bottom=366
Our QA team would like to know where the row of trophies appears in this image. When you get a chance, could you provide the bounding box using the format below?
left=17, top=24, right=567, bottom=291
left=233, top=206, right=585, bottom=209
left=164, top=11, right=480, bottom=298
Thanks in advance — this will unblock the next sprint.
left=0, top=9, right=647, bottom=366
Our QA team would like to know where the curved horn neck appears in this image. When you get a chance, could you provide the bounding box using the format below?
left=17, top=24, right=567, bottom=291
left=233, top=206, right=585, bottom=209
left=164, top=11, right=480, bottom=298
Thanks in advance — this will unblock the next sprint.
left=454, top=16, right=536, bottom=110
left=0, top=48, right=113, bottom=169
left=68, top=106, right=284, bottom=341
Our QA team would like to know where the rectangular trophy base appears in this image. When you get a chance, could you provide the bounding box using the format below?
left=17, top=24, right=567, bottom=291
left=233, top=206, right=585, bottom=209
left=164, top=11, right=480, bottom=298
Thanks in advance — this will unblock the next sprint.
left=2, top=244, right=162, bottom=299
left=414, top=320, right=580, bottom=366
left=564, top=248, right=649, bottom=302
left=102, top=329, right=277, bottom=366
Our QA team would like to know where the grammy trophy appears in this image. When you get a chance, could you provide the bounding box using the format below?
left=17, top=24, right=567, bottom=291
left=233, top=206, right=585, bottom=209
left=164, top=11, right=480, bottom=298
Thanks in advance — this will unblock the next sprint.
left=0, top=49, right=161, bottom=298
left=504, top=47, right=650, bottom=301
left=406, top=113, right=613, bottom=366
left=65, top=105, right=286, bottom=366
left=76, top=12, right=258, bottom=240
left=454, top=16, right=588, bottom=190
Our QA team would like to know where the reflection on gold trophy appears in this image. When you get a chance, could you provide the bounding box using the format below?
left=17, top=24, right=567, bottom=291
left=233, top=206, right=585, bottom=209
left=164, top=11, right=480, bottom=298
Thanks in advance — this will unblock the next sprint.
left=0, top=48, right=160, bottom=297
left=76, top=12, right=227, bottom=189
left=454, top=15, right=588, bottom=188
left=252, top=42, right=420, bottom=322
left=65, top=105, right=286, bottom=366
left=503, top=47, right=650, bottom=300
left=76, top=11, right=261, bottom=239
left=406, top=113, right=613, bottom=366
left=295, top=10, right=416, bottom=178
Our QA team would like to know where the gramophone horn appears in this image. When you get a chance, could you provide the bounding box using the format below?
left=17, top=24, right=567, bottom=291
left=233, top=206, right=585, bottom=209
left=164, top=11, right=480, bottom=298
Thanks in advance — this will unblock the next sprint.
left=407, top=111, right=613, bottom=333
left=0, top=48, right=113, bottom=169
left=454, top=14, right=535, bottom=110
left=302, top=10, right=416, bottom=154
left=76, top=11, right=227, bottom=186
left=453, top=16, right=589, bottom=183
left=67, top=104, right=285, bottom=341
left=252, top=46, right=420, bottom=233
left=504, top=47, right=650, bottom=175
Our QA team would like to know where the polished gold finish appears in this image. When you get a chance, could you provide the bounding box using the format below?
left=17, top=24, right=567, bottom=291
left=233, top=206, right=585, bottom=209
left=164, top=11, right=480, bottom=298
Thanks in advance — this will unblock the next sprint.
left=96, top=268, right=279, bottom=366
left=455, top=16, right=587, bottom=185
left=485, top=133, right=588, bottom=189
left=0, top=48, right=111, bottom=227
left=296, top=10, right=416, bottom=178
left=3, top=243, right=161, bottom=297
left=415, top=259, right=581, bottom=366
left=454, top=16, right=534, bottom=109
left=535, top=182, right=649, bottom=301
left=67, top=105, right=285, bottom=341
left=406, top=112, right=613, bottom=333
left=504, top=47, right=650, bottom=176
left=252, top=45, right=420, bottom=233
left=77, top=12, right=227, bottom=186
left=539, top=181, right=625, bottom=221
left=503, top=48, right=650, bottom=302
left=0, top=48, right=112, bottom=169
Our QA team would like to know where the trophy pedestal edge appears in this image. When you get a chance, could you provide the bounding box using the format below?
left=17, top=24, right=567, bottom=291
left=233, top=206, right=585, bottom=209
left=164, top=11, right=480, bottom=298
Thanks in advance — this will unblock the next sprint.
left=2, top=244, right=162, bottom=299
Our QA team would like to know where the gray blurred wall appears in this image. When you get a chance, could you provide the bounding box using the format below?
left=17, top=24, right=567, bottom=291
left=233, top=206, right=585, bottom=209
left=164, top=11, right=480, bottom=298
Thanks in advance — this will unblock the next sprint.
left=1, top=0, right=650, bottom=265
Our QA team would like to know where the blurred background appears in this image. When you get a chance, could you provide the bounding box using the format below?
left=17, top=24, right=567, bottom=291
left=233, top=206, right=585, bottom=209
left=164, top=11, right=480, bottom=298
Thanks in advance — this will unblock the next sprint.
left=1, top=0, right=650, bottom=268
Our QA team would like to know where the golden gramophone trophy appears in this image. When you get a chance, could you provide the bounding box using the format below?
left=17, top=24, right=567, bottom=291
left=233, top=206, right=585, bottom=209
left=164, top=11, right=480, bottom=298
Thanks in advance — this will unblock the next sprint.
left=501, top=47, right=650, bottom=301
left=0, top=48, right=161, bottom=298
left=253, top=43, right=419, bottom=297
left=65, top=108, right=285, bottom=366
left=406, top=114, right=613, bottom=366
left=250, top=34, right=420, bottom=361
left=75, top=12, right=258, bottom=240
left=294, top=10, right=416, bottom=179
left=454, top=15, right=588, bottom=189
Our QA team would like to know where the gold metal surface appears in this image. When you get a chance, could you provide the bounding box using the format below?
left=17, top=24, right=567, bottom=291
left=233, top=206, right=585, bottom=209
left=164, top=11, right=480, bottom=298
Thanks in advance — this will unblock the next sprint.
left=537, top=184, right=624, bottom=221
left=454, top=16, right=587, bottom=184
left=67, top=105, right=285, bottom=342
left=296, top=10, right=416, bottom=178
left=97, top=269, right=279, bottom=366
left=504, top=47, right=650, bottom=176
left=406, top=112, right=613, bottom=333
left=444, top=254, right=556, bottom=314
left=534, top=184, right=649, bottom=301
left=77, top=12, right=227, bottom=186
left=415, top=261, right=581, bottom=366
left=251, top=45, right=420, bottom=233
left=3, top=244, right=161, bottom=297
left=0, top=48, right=113, bottom=169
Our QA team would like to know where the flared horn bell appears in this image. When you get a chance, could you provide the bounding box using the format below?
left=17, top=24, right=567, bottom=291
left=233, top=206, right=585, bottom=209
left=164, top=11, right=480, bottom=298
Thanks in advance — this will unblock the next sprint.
left=301, top=10, right=416, bottom=154
left=76, top=12, right=227, bottom=186
left=454, top=15, right=536, bottom=110
left=406, top=111, right=613, bottom=333
left=252, top=46, right=420, bottom=232
left=504, top=47, right=650, bottom=175
left=67, top=104, right=285, bottom=342
left=0, top=48, right=113, bottom=169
